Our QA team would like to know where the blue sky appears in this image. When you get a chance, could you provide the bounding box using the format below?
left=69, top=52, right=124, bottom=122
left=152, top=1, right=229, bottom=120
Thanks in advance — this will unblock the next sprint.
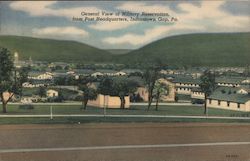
left=0, top=1, right=249, bottom=49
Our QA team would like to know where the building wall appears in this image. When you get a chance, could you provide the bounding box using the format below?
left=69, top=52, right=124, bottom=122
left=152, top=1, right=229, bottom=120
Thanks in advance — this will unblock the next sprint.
left=191, top=91, right=205, bottom=99
left=176, top=87, right=192, bottom=95
left=46, top=90, right=58, bottom=97
left=158, top=78, right=175, bottom=102
left=89, top=94, right=130, bottom=108
left=207, top=99, right=249, bottom=112
left=2, top=92, right=13, bottom=102
left=175, top=83, right=199, bottom=88
left=217, top=82, right=240, bottom=87
left=136, top=79, right=175, bottom=102
left=136, top=87, right=149, bottom=102
left=29, top=73, right=53, bottom=80
left=245, top=101, right=250, bottom=111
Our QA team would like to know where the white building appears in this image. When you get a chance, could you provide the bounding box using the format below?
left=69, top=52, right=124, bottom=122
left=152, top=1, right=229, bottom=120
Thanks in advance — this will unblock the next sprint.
left=46, top=89, right=58, bottom=98
left=28, top=72, right=53, bottom=80
left=173, top=76, right=200, bottom=95
left=207, top=87, right=250, bottom=112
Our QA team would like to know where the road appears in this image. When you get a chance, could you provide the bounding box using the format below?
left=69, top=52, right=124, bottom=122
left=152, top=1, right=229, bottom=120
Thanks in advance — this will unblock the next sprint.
left=1, top=114, right=250, bottom=120
left=0, top=123, right=250, bottom=161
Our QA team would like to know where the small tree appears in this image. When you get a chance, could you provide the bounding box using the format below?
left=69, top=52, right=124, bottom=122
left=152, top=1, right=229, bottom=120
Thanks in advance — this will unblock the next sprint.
left=153, top=81, right=169, bottom=111
left=37, top=86, right=46, bottom=98
left=98, top=77, right=113, bottom=95
left=17, top=67, right=29, bottom=98
left=79, top=85, right=97, bottom=110
left=143, top=66, right=161, bottom=110
left=0, top=48, right=25, bottom=113
left=200, top=70, right=216, bottom=115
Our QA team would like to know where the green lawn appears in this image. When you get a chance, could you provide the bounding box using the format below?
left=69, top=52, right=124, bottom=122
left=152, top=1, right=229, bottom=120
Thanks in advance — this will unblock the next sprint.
left=1, top=104, right=250, bottom=117
left=0, top=104, right=249, bottom=124
left=0, top=116, right=250, bottom=124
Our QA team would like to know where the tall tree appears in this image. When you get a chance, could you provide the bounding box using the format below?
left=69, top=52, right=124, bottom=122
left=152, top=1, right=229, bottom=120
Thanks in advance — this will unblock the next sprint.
left=153, top=81, right=169, bottom=111
left=79, top=85, right=97, bottom=110
left=98, top=77, right=138, bottom=109
left=98, top=77, right=113, bottom=96
left=112, top=77, right=138, bottom=109
left=0, top=48, right=24, bottom=113
left=17, top=67, right=29, bottom=98
left=143, top=66, right=162, bottom=110
left=200, top=70, right=216, bottom=115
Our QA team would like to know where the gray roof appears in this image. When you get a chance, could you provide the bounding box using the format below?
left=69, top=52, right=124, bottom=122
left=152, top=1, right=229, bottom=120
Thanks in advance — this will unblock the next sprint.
left=215, top=77, right=245, bottom=84
left=28, top=71, right=48, bottom=77
left=172, top=76, right=201, bottom=84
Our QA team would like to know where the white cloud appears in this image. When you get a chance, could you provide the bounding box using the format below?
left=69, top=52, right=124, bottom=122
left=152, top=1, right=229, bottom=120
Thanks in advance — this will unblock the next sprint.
left=103, top=1, right=250, bottom=46
left=103, top=24, right=204, bottom=46
left=9, top=1, right=137, bottom=31
left=9, top=1, right=100, bottom=18
left=32, top=26, right=89, bottom=37
left=117, top=2, right=173, bottom=14
left=89, top=21, right=138, bottom=31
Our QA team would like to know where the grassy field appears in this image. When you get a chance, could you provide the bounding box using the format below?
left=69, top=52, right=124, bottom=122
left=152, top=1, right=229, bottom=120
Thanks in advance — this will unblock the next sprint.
left=0, top=104, right=249, bottom=124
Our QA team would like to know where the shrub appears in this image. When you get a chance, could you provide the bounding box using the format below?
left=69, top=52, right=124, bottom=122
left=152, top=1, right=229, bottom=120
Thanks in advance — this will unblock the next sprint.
left=221, top=89, right=226, bottom=94
left=19, top=104, right=34, bottom=110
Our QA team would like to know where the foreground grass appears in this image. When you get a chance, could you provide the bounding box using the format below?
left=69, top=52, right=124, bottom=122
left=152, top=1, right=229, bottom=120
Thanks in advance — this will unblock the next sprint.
left=0, top=104, right=249, bottom=124
left=0, top=104, right=249, bottom=117
left=0, top=117, right=250, bottom=124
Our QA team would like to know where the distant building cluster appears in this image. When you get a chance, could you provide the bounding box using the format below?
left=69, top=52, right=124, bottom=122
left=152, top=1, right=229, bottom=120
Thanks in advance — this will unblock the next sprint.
left=5, top=52, right=250, bottom=111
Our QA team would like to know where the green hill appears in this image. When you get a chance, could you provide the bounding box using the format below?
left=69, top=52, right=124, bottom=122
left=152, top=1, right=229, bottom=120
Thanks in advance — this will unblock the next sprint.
left=118, top=32, right=250, bottom=67
left=0, top=35, right=113, bottom=63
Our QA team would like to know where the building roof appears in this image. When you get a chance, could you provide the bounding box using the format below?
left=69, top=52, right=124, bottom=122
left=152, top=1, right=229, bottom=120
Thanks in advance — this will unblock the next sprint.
left=120, top=69, right=143, bottom=74
left=172, top=76, right=201, bottom=84
left=191, top=87, right=203, bottom=92
left=215, top=77, right=245, bottom=84
left=208, top=86, right=250, bottom=104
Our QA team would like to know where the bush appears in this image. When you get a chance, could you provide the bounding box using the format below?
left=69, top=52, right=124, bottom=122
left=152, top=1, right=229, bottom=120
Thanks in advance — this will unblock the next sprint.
left=191, top=99, right=204, bottom=104
left=19, top=104, right=34, bottom=110
left=175, top=96, right=179, bottom=102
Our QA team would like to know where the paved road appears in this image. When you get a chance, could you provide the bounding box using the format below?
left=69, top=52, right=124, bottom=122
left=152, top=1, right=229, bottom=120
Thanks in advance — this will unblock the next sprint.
left=0, top=123, right=250, bottom=161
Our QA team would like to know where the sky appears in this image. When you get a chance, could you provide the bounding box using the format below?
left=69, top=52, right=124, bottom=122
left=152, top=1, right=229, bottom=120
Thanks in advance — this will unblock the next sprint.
left=0, top=1, right=249, bottom=49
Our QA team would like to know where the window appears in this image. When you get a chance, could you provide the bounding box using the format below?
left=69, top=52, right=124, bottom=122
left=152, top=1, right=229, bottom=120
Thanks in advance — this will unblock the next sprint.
left=209, top=99, right=212, bottom=104
left=218, top=100, right=221, bottom=106
left=237, top=103, right=240, bottom=109
left=227, top=101, right=230, bottom=107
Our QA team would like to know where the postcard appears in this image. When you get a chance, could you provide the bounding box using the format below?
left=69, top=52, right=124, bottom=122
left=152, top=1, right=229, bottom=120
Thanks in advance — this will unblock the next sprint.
left=0, top=1, right=249, bottom=161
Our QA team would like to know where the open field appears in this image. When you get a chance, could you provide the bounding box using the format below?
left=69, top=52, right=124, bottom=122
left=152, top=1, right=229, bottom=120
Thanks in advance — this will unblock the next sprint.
left=2, top=104, right=250, bottom=116
left=0, top=123, right=250, bottom=161
left=0, top=104, right=250, bottom=124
